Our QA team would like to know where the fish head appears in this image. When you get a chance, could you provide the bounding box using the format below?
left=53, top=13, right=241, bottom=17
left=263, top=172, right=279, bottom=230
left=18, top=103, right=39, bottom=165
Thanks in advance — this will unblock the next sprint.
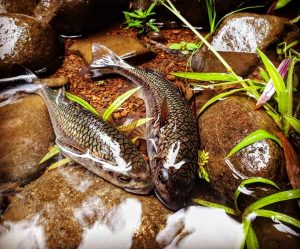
left=113, top=159, right=154, bottom=195
left=153, top=157, right=196, bottom=211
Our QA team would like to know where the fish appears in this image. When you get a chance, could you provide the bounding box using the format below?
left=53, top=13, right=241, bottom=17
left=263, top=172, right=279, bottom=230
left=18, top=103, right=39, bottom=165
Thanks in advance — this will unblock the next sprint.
left=89, top=44, right=199, bottom=210
left=0, top=77, right=153, bottom=195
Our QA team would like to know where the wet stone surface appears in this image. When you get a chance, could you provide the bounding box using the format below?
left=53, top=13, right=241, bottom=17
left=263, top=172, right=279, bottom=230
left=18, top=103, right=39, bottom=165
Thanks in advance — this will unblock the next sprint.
left=0, top=0, right=38, bottom=15
left=0, top=95, right=55, bottom=185
left=0, top=13, right=61, bottom=74
left=198, top=96, right=286, bottom=203
left=192, top=13, right=294, bottom=76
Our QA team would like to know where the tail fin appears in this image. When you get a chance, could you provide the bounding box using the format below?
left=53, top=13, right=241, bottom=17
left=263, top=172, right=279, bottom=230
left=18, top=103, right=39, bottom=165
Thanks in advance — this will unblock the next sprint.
left=90, top=43, right=133, bottom=69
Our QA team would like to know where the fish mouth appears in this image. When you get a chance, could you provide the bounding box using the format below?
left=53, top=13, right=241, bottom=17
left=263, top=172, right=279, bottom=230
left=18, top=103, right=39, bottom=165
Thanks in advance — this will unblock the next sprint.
left=154, top=189, right=184, bottom=211
left=125, top=183, right=154, bottom=195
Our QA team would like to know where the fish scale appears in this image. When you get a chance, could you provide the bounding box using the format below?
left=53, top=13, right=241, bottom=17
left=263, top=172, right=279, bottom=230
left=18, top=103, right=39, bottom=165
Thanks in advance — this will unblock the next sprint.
left=90, top=44, right=199, bottom=210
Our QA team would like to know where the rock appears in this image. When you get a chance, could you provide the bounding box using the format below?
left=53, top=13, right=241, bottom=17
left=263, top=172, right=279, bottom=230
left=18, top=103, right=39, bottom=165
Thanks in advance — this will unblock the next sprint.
left=192, top=13, right=294, bottom=76
left=129, top=0, right=271, bottom=27
left=0, top=0, right=38, bottom=15
left=0, top=95, right=55, bottom=185
left=0, top=13, right=62, bottom=73
left=1, top=165, right=171, bottom=249
left=69, top=34, right=151, bottom=64
left=198, top=96, right=286, bottom=202
left=34, top=0, right=129, bottom=35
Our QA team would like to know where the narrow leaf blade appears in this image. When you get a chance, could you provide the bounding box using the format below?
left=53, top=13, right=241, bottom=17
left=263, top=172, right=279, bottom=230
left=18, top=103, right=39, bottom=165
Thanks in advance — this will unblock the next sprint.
left=47, top=158, right=71, bottom=171
left=193, top=198, right=237, bottom=216
left=103, top=87, right=141, bottom=121
left=171, top=72, right=237, bottom=82
left=284, top=114, right=300, bottom=134
left=226, top=130, right=282, bottom=158
left=39, top=145, right=61, bottom=164
left=117, top=117, right=153, bottom=132
left=66, top=92, right=99, bottom=116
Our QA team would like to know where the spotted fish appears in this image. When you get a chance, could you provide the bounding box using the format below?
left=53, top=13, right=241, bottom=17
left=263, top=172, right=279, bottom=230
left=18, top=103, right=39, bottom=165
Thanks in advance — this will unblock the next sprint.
left=89, top=44, right=199, bottom=210
left=0, top=81, right=153, bottom=194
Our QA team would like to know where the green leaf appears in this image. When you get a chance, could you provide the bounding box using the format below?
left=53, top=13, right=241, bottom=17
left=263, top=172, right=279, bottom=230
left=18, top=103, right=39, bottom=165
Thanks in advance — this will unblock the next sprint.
left=284, top=114, right=300, bottom=134
left=253, top=209, right=300, bottom=228
left=146, top=1, right=157, bottom=15
left=257, top=49, right=288, bottom=115
left=117, top=117, right=153, bottom=132
left=275, top=0, right=292, bottom=9
left=66, top=92, right=99, bottom=117
left=198, top=88, right=245, bottom=115
left=171, top=72, right=237, bottom=81
left=168, top=43, right=182, bottom=50
left=186, top=43, right=199, bottom=51
left=258, top=67, right=270, bottom=82
left=102, top=87, right=141, bottom=121
left=244, top=189, right=300, bottom=215
left=48, top=157, right=71, bottom=171
left=234, top=177, right=279, bottom=214
left=192, top=198, right=237, bottom=216
left=226, top=130, right=282, bottom=159
left=127, top=11, right=143, bottom=19
left=246, top=223, right=259, bottom=249
left=39, top=145, right=61, bottom=164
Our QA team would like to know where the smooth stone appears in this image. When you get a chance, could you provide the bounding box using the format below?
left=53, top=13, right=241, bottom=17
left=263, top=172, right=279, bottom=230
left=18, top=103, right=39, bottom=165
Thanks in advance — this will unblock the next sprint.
left=0, top=95, right=55, bottom=185
left=69, top=34, right=151, bottom=64
left=1, top=165, right=171, bottom=249
left=0, top=0, right=38, bottom=15
left=198, top=96, right=286, bottom=202
left=34, top=0, right=129, bottom=35
left=192, top=13, right=294, bottom=76
left=0, top=13, right=61, bottom=73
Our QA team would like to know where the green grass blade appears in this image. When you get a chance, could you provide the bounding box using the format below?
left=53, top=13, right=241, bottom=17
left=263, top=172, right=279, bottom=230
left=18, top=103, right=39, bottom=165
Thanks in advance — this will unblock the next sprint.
left=198, top=88, right=245, bottom=115
left=284, top=114, right=300, bottom=134
left=39, top=145, right=61, bottom=164
left=117, top=117, right=153, bottom=132
left=254, top=209, right=300, bottom=228
left=257, top=49, right=288, bottom=114
left=226, top=130, right=282, bottom=158
left=275, top=0, right=292, bottom=9
left=47, top=157, right=70, bottom=171
left=171, top=72, right=237, bottom=81
left=66, top=92, right=99, bottom=117
left=234, top=177, right=279, bottom=214
left=258, top=67, right=270, bottom=82
left=246, top=223, right=260, bottom=249
left=192, top=198, right=237, bottom=216
left=103, top=86, right=141, bottom=121
left=244, top=189, right=300, bottom=215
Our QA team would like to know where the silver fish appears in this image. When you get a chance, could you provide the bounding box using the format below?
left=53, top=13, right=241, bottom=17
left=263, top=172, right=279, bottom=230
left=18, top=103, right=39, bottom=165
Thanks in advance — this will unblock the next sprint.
left=90, top=44, right=199, bottom=210
left=0, top=82, right=153, bottom=194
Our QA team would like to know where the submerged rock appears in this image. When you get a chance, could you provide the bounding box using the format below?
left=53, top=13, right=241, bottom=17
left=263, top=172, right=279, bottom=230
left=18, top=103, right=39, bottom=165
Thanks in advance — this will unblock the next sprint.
left=69, top=34, right=151, bottom=64
left=34, top=0, right=129, bottom=35
left=1, top=165, right=171, bottom=249
left=0, top=0, right=38, bottom=15
left=192, top=13, right=294, bottom=76
left=0, top=13, right=61, bottom=73
left=198, top=96, right=286, bottom=202
left=0, top=95, right=55, bottom=185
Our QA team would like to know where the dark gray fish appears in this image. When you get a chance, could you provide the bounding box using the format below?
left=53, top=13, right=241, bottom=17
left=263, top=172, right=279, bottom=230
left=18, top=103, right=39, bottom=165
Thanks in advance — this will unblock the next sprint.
left=0, top=82, right=153, bottom=194
left=90, top=44, right=199, bottom=210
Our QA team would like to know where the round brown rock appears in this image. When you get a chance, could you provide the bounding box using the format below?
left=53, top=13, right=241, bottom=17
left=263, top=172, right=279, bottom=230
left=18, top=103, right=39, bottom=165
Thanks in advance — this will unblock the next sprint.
left=0, top=13, right=61, bottom=72
left=198, top=96, right=286, bottom=202
left=0, top=95, right=55, bottom=185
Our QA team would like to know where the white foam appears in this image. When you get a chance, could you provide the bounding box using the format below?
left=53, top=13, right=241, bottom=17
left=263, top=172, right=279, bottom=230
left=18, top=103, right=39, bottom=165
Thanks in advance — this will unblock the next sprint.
left=78, top=198, right=142, bottom=249
left=157, top=206, right=245, bottom=249
left=0, top=215, right=46, bottom=249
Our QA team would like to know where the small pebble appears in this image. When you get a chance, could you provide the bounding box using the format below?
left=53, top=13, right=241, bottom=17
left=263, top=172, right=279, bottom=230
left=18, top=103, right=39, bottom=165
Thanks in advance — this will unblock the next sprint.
left=172, top=30, right=181, bottom=34
left=166, top=74, right=176, bottom=81
left=120, top=110, right=128, bottom=117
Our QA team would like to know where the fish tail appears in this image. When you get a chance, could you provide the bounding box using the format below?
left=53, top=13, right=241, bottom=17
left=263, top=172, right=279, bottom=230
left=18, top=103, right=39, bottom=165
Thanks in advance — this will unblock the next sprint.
left=90, top=43, right=133, bottom=70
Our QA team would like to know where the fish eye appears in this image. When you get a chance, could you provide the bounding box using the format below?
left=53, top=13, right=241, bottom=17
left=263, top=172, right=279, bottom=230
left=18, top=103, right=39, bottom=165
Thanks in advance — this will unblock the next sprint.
left=158, top=168, right=169, bottom=183
left=118, top=175, right=131, bottom=183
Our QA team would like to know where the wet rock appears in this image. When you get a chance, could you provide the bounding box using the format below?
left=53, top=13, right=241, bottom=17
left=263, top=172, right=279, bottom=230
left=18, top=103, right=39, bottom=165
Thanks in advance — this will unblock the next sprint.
left=192, top=13, right=294, bottom=76
left=0, top=0, right=38, bottom=15
left=198, top=96, right=286, bottom=202
left=1, top=165, right=171, bottom=249
left=0, top=13, right=61, bottom=73
left=69, top=34, right=151, bottom=64
left=0, top=95, right=55, bottom=185
left=34, top=0, right=129, bottom=35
